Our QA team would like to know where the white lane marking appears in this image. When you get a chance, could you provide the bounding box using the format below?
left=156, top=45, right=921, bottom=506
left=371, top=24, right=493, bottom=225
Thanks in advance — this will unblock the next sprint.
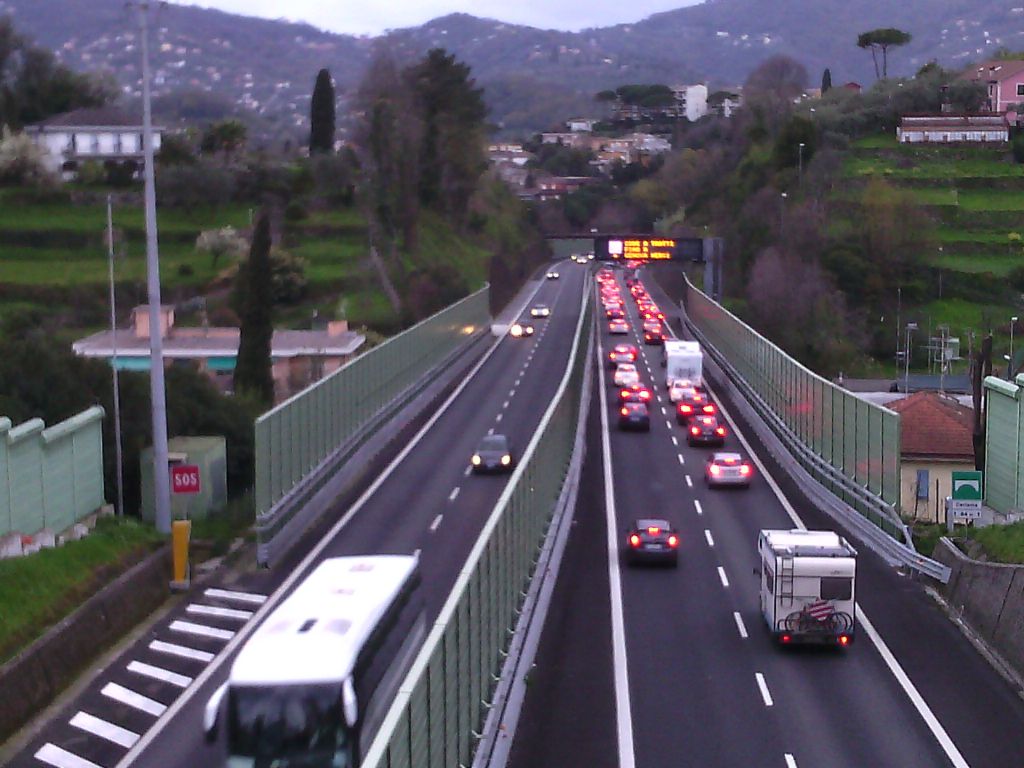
left=515, top=378, right=521, bottom=386
left=718, top=566, right=730, bottom=587
left=34, top=744, right=103, bottom=768
left=708, top=368, right=972, bottom=768
left=449, top=487, right=460, bottom=502
left=694, top=500, right=703, bottom=516
left=503, top=400, right=510, bottom=409
left=509, top=389, right=516, bottom=398
left=785, top=755, right=798, bottom=768
left=704, top=529, right=715, bottom=547
left=127, top=660, right=192, bottom=688
left=496, top=413, right=503, bottom=422
left=186, top=604, right=253, bottom=621
left=203, top=588, right=266, bottom=605
left=430, top=514, right=444, bottom=532
left=755, top=673, right=774, bottom=707
left=148, top=640, right=214, bottom=663
left=671, top=435, right=678, bottom=447
left=70, top=711, right=139, bottom=748
left=597, top=326, right=638, bottom=768
left=464, top=465, right=472, bottom=477
left=101, top=682, right=167, bottom=717
left=685, top=475, right=693, bottom=488
left=169, top=620, right=234, bottom=641
left=677, top=454, right=685, bottom=466
left=656, top=394, right=663, bottom=403
left=665, top=420, right=672, bottom=430
left=734, top=612, right=749, bottom=639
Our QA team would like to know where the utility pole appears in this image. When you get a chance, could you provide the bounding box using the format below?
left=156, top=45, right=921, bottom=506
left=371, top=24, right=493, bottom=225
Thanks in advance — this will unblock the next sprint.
left=134, top=2, right=172, bottom=533
left=798, top=142, right=805, bottom=184
left=904, top=322, right=917, bottom=394
left=106, top=197, right=125, bottom=518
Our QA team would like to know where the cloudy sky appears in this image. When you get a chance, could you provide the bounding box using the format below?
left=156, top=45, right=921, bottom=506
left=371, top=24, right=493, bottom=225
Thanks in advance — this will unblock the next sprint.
left=176, top=1, right=700, bottom=37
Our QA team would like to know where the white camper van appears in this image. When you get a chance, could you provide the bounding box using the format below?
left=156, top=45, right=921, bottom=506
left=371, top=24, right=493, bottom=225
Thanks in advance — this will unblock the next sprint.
left=758, top=529, right=857, bottom=646
left=662, top=339, right=702, bottom=388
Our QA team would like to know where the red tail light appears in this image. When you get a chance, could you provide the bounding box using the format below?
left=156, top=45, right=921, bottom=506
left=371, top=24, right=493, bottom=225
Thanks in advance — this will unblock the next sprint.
left=781, top=634, right=792, bottom=644
left=640, top=391, right=651, bottom=401
left=740, top=465, right=752, bottom=476
left=678, top=405, right=692, bottom=415
left=620, top=407, right=629, bottom=416
left=702, top=405, right=715, bottom=414
left=839, top=635, right=850, bottom=646
left=628, top=353, right=636, bottom=360
left=710, top=464, right=721, bottom=476
left=716, top=427, right=726, bottom=436
left=667, top=535, right=679, bottom=547
left=608, top=352, right=615, bottom=359
left=629, top=534, right=641, bottom=547
left=691, top=426, right=700, bottom=435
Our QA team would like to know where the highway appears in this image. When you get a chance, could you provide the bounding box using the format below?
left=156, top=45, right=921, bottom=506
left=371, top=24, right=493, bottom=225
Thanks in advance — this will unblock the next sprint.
left=13, top=263, right=589, bottom=768
left=508, top=266, right=1024, bottom=768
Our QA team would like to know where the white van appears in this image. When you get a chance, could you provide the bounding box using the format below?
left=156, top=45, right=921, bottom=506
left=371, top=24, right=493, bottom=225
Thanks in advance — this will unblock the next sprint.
left=662, top=340, right=702, bottom=388
left=758, top=529, right=856, bottom=647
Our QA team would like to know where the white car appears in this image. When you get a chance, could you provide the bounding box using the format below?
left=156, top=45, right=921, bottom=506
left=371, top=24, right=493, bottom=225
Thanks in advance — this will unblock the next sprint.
left=668, top=379, right=695, bottom=402
left=613, top=363, right=640, bottom=388
left=531, top=305, right=551, bottom=318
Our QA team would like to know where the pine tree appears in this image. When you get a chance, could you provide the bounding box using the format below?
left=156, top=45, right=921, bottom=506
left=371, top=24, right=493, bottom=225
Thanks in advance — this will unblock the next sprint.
left=821, top=68, right=832, bottom=94
left=233, top=212, right=275, bottom=406
left=309, top=68, right=336, bottom=154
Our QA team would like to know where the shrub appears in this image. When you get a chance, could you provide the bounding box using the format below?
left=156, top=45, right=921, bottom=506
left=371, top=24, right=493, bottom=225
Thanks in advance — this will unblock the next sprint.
left=1013, top=133, right=1024, bottom=164
left=284, top=200, right=308, bottom=221
left=177, top=263, right=194, bottom=277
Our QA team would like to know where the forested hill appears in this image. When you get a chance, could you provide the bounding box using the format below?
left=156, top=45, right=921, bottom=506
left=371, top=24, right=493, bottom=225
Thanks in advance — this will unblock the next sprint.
left=0, top=0, right=1018, bottom=136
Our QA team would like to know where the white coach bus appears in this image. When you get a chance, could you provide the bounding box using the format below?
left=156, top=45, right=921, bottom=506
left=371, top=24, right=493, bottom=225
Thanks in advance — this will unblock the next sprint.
left=758, top=529, right=857, bottom=647
left=204, top=554, right=425, bottom=766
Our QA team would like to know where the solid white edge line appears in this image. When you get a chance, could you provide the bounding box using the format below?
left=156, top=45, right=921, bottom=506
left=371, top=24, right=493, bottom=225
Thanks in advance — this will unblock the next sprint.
left=734, top=611, right=749, bottom=639
left=718, top=566, right=730, bottom=587
left=785, top=753, right=798, bottom=768
left=705, top=353, right=971, bottom=768
left=598, top=307, right=638, bottom=768
left=34, top=743, right=103, bottom=768
left=755, top=672, right=774, bottom=707
left=694, top=500, right=703, bottom=516
left=704, top=529, right=715, bottom=547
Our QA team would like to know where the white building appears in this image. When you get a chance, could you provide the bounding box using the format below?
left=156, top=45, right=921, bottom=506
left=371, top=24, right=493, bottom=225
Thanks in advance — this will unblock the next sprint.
left=566, top=117, right=597, bottom=132
left=24, top=107, right=164, bottom=180
left=897, top=114, right=1009, bottom=144
left=670, top=84, right=708, bottom=122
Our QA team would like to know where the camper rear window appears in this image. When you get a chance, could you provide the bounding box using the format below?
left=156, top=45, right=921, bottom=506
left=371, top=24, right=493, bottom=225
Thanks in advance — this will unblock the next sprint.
left=820, top=577, right=852, bottom=601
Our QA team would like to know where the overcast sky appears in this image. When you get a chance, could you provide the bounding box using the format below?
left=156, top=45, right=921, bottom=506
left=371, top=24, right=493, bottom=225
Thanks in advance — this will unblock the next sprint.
left=175, top=1, right=701, bottom=37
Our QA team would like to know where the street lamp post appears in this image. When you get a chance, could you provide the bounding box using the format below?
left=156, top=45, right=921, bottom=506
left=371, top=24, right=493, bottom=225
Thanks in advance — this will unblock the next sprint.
left=904, top=322, right=918, bottom=394
left=798, top=142, right=805, bottom=184
left=106, top=197, right=125, bottom=518
left=779, top=191, right=788, bottom=234
left=1010, top=316, right=1019, bottom=379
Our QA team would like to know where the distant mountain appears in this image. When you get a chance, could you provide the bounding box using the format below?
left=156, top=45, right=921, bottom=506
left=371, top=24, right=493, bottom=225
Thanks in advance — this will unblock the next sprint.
left=0, top=0, right=1020, bottom=139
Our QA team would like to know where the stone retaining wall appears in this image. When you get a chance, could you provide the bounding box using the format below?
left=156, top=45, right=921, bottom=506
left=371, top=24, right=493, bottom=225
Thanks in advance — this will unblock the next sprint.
left=933, top=538, right=1024, bottom=676
left=0, top=545, right=171, bottom=744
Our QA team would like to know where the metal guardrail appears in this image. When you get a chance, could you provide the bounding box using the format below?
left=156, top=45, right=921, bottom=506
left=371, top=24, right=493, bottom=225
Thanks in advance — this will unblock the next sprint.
left=362, top=281, right=593, bottom=768
left=254, top=288, right=490, bottom=566
left=680, top=278, right=950, bottom=583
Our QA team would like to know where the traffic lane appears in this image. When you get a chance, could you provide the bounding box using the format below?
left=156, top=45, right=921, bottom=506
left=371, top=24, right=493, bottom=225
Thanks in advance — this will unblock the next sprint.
left=125, top=271, right=589, bottom=768
left=507, top=404, right=619, bottom=768
left=640, top=270, right=1024, bottom=767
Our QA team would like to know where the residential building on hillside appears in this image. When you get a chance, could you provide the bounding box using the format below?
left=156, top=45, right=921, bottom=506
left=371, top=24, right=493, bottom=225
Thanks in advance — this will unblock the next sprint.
left=73, top=305, right=364, bottom=403
left=24, top=107, right=164, bottom=180
left=708, top=90, right=741, bottom=118
left=897, top=114, right=1009, bottom=144
left=886, top=391, right=976, bottom=522
left=566, top=118, right=597, bottom=132
left=962, top=60, right=1024, bottom=114
left=670, top=84, right=708, bottom=121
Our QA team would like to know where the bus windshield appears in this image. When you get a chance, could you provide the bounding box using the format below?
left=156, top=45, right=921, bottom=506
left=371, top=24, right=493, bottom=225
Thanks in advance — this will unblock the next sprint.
left=228, top=683, right=351, bottom=766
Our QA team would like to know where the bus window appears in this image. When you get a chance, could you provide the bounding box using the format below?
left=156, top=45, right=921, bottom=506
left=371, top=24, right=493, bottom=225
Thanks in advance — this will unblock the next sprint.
left=820, top=576, right=852, bottom=601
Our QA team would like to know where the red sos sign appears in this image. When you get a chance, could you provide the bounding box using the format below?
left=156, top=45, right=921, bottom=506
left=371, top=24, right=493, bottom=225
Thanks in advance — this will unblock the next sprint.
left=171, top=464, right=201, bottom=494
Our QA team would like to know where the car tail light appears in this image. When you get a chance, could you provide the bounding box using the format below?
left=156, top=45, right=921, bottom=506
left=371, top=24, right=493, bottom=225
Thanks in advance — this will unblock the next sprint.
left=740, top=465, right=752, bottom=476
left=678, top=405, right=692, bottom=415
left=640, top=391, right=651, bottom=401
left=691, top=426, right=700, bottom=435
left=629, top=534, right=641, bottom=547
left=628, top=353, right=636, bottom=360
left=620, top=407, right=629, bottom=416
left=839, top=635, right=850, bottom=646
left=702, top=405, right=715, bottom=414
left=609, top=352, right=615, bottom=359
left=716, top=427, right=726, bottom=436
left=710, top=464, right=721, bottom=476
left=667, top=535, right=679, bottom=547
left=647, top=526, right=660, bottom=535
left=781, top=634, right=792, bottom=644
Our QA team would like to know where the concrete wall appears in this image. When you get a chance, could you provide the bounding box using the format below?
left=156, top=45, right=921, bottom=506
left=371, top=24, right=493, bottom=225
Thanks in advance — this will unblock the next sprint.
left=933, top=538, right=1024, bottom=675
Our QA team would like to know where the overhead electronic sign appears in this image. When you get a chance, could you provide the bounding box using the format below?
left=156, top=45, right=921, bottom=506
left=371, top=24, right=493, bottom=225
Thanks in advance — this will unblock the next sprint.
left=594, top=235, right=708, bottom=263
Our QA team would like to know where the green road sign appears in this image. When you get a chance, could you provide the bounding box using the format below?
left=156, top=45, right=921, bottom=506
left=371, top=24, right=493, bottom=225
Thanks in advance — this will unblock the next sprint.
left=952, top=471, right=983, bottom=501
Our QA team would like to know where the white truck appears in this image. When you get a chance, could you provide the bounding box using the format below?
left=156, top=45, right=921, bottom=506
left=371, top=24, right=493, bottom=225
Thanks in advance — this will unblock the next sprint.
left=662, top=339, right=703, bottom=388
left=758, top=529, right=857, bottom=647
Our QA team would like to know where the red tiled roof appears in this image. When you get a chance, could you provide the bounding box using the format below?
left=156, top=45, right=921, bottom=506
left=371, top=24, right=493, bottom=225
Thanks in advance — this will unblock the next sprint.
left=887, top=391, right=975, bottom=460
left=964, top=60, right=1024, bottom=83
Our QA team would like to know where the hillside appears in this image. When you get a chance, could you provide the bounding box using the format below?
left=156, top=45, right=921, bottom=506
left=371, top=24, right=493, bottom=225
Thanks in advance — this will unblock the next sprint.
left=0, top=0, right=1020, bottom=136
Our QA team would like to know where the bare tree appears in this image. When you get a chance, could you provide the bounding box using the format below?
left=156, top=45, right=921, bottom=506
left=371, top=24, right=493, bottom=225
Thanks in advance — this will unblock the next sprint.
left=744, top=55, right=809, bottom=105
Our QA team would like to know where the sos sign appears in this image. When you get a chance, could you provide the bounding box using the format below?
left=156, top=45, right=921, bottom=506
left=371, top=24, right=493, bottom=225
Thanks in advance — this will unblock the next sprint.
left=171, top=464, right=201, bottom=494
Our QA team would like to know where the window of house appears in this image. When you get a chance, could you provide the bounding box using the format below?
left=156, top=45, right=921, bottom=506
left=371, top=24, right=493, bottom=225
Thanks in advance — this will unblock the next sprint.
left=1017, top=83, right=1024, bottom=97
left=916, top=469, right=929, bottom=499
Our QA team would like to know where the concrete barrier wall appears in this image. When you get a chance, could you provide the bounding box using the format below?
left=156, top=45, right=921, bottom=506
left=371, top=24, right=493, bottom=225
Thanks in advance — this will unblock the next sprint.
left=0, top=546, right=171, bottom=744
left=933, top=538, right=1024, bottom=675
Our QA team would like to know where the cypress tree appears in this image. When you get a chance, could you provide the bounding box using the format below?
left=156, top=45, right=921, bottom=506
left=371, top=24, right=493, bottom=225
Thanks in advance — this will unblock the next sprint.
left=821, top=67, right=832, bottom=93
left=309, top=68, right=336, bottom=154
left=234, top=211, right=275, bottom=406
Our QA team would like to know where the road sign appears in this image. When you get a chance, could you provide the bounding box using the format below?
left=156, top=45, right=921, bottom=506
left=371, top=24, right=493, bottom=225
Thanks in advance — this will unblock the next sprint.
left=171, top=464, right=201, bottom=494
left=946, top=498, right=982, bottom=520
left=951, top=471, right=982, bottom=501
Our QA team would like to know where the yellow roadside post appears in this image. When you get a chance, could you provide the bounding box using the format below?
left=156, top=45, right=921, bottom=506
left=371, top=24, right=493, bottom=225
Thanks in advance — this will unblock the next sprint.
left=171, top=518, right=191, bottom=590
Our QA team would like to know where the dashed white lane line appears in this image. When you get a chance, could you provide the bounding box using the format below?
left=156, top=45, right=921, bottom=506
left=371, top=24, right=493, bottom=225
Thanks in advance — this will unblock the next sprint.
left=464, top=465, right=472, bottom=477
left=148, top=640, right=214, bottom=663
left=515, top=377, right=521, bottom=386
left=503, top=400, right=510, bottom=409
left=665, top=419, right=672, bottom=430
left=34, top=743, right=102, bottom=768
left=694, top=500, right=703, bottom=515
left=509, top=389, right=516, bottom=398
left=704, top=529, right=715, bottom=547
left=755, top=673, right=774, bottom=707
left=677, top=454, right=685, bottom=466
left=671, top=435, right=678, bottom=446
left=449, top=486, right=460, bottom=502
left=734, top=612, right=749, bottom=639
left=717, top=566, right=730, bottom=587
left=496, top=413, right=504, bottom=422
left=127, top=660, right=192, bottom=688
left=70, top=711, right=139, bottom=748
left=186, top=604, right=253, bottom=621
left=430, top=513, right=444, bottom=532
left=203, top=588, right=266, bottom=605
left=169, top=620, right=234, bottom=641
left=101, top=682, right=167, bottom=717
left=785, top=754, right=798, bottom=768
left=488, top=427, right=495, bottom=435
left=685, top=475, right=693, bottom=488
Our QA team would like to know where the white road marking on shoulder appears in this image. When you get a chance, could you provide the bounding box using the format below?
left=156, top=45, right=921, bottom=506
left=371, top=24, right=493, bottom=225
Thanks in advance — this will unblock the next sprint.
left=203, top=588, right=266, bottom=605
left=186, top=604, right=253, bottom=621
left=503, top=400, right=510, bottom=409
left=755, top=673, right=773, bottom=707
left=148, top=640, right=213, bottom=663
left=734, top=612, right=748, bottom=639
left=101, top=682, right=167, bottom=717
left=128, top=660, right=191, bottom=688
left=169, top=620, right=234, bottom=641
left=685, top=475, right=693, bottom=487
left=718, top=566, right=729, bottom=587
left=496, top=413, right=503, bottom=422
left=785, top=754, right=798, bottom=768
left=677, top=454, right=685, bottom=466
left=34, top=744, right=103, bottom=768
left=464, top=465, right=472, bottom=476
left=671, top=435, right=678, bottom=446
left=70, top=711, right=139, bottom=748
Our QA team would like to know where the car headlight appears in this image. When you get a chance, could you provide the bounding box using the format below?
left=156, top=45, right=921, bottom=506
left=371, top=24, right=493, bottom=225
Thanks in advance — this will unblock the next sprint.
left=472, top=455, right=482, bottom=466
left=510, top=324, right=523, bottom=337
left=501, top=455, right=511, bottom=466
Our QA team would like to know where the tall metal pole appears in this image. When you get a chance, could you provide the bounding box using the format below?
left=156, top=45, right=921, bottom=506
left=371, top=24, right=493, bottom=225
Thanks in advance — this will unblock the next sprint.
left=904, top=323, right=917, bottom=394
left=106, top=197, right=126, bottom=519
left=137, top=3, right=172, bottom=533
left=798, top=142, right=804, bottom=184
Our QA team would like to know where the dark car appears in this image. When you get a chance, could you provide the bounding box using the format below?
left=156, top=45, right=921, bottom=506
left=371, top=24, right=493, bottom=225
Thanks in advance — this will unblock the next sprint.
left=644, top=327, right=665, bottom=346
left=606, top=307, right=625, bottom=320
left=618, top=402, right=651, bottom=431
left=624, top=518, right=679, bottom=566
left=471, top=434, right=514, bottom=474
left=687, top=415, right=727, bottom=447
left=676, top=389, right=711, bottom=424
